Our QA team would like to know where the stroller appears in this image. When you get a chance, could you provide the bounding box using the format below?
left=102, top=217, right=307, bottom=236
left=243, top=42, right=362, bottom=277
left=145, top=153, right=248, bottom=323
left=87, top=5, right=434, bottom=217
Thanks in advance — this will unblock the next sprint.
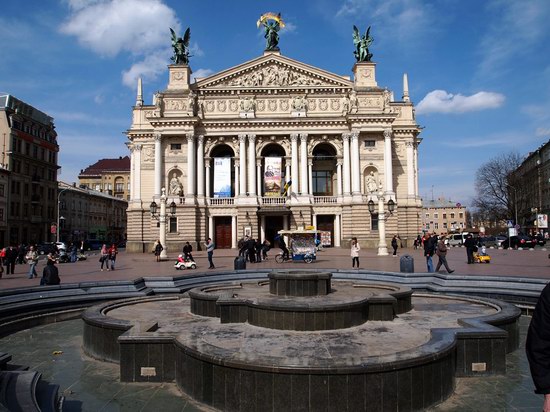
left=473, top=245, right=491, bottom=264
left=174, top=255, right=197, bottom=270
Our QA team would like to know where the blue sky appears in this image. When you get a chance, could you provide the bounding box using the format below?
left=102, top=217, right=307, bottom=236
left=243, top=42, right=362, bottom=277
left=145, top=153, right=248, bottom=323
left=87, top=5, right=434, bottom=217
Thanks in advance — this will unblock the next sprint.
left=1, top=0, right=549, bottom=205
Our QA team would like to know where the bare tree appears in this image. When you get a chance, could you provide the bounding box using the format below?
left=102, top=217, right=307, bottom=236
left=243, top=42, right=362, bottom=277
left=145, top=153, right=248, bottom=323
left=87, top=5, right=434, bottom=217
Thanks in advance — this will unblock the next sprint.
left=472, top=151, right=523, bottom=224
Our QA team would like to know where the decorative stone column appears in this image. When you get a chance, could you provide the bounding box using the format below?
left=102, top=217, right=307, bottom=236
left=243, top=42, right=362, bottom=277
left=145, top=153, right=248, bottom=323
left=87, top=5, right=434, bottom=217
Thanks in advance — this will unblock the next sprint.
left=342, top=133, right=351, bottom=195
left=414, top=142, right=419, bottom=197
left=351, top=130, right=361, bottom=195
left=196, top=135, right=205, bottom=197
left=334, top=214, right=341, bottom=247
left=290, top=133, right=299, bottom=192
left=154, top=132, right=162, bottom=198
left=312, top=213, right=317, bottom=229
left=308, top=160, right=313, bottom=197
left=299, top=133, right=308, bottom=195
left=377, top=192, right=389, bottom=256
left=336, top=161, right=343, bottom=196
left=256, top=160, right=262, bottom=197
left=186, top=133, right=195, bottom=197
left=231, top=215, right=237, bottom=248
left=129, top=144, right=135, bottom=201
left=248, top=134, right=257, bottom=196
left=134, top=144, right=142, bottom=201
left=234, top=160, right=239, bottom=198
left=260, top=215, right=266, bottom=242
left=285, top=158, right=291, bottom=185
left=205, top=159, right=211, bottom=198
left=208, top=215, right=214, bottom=241
left=239, top=134, right=248, bottom=196
left=406, top=141, right=415, bottom=197
left=383, top=129, right=394, bottom=194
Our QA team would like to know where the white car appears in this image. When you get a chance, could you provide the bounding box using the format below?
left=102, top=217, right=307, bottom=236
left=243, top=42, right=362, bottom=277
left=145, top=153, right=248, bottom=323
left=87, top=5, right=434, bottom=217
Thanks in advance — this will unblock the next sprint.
left=55, top=242, right=67, bottom=251
left=174, top=257, right=197, bottom=270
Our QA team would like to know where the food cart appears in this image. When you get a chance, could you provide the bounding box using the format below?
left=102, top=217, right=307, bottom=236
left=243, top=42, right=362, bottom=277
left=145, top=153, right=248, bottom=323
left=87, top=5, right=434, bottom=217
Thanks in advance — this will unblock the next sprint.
left=277, top=229, right=317, bottom=263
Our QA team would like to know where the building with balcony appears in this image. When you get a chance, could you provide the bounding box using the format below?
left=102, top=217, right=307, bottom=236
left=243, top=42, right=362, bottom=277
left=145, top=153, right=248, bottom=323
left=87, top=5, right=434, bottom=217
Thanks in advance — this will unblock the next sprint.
left=422, top=198, right=467, bottom=235
left=126, top=50, right=423, bottom=252
left=510, top=139, right=550, bottom=235
left=57, top=181, right=127, bottom=244
left=0, top=94, right=59, bottom=245
left=78, top=156, right=131, bottom=200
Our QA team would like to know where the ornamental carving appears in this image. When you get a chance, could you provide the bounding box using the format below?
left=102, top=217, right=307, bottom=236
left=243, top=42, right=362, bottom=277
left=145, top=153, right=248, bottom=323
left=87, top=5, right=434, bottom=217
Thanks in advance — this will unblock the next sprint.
left=223, top=63, right=324, bottom=87
left=217, top=100, right=227, bottom=112
left=143, top=146, right=154, bottom=163
left=308, top=99, right=317, bottom=111
left=229, top=100, right=238, bottom=112
left=205, top=101, right=215, bottom=112
left=291, top=96, right=308, bottom=111
left=330, top=99, right=340, bottom=111
left=256, top=100, right=266, bottom=111
left=319, top=99, right=328, bottom=111
left=239, top=96, right=255, bottom=112
left=268, top=99, right=277, bottom=112
left=280, top=99, right=289, bottom=111
left=166, top=99, right=184, bottom=111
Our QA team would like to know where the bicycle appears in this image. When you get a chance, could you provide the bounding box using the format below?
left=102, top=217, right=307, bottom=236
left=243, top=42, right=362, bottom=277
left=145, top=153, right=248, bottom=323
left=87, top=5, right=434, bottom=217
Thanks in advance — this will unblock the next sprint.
left=275, top=252, right=314, bottom=264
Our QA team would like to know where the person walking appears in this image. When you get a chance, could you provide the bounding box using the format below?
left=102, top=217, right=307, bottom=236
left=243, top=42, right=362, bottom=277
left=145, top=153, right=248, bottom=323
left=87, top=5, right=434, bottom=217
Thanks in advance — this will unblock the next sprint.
left=464, top=234, right=476, bottom=264
left=69, top=243, right=78, bottom=263
left=100, top=244, right=110, bottom=271
left=108, top=243, right=118, bottom=270
left=391, top=235, right=399, bottom=256
left=205, top=238, right=215, bottom=269
left=435, top=235, right=454, bottom=273
left=40, top=254, right=60, bottom=286
left=423, top=233, right=436, bottom=273
left=351, top=237, right=360, bottom=268
left=154, top=240, right=163, bottom=262
left=26, top=245, right=39, bottom=279
left=526, top=282, right=550, bottom=412
left=4, top=245, right=17, bottom=275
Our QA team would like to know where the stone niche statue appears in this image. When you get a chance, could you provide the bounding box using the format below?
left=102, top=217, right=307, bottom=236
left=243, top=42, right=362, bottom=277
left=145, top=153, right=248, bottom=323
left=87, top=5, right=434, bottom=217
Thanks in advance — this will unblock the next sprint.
left=353, top=25, right=374, bottom=62
left=169, top=172, right=184, bottom=196
left=187, top=91, right=196, bottom=115
left=349, top=90, right=358, bottom=113
left=170, top=27, right=191, bottom=65
left=366, top=171, right=378, bottom=193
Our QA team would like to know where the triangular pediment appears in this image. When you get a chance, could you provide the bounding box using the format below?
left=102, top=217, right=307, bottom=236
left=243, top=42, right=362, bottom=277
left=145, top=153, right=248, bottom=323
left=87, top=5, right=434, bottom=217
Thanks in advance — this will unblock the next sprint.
left=195, top=53, right=353, bottom=90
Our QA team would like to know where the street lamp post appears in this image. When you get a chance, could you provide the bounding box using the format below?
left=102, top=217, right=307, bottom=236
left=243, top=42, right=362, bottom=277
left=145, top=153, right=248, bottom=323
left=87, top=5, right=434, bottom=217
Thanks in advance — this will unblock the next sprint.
left=368, top=192, right=396, bottom=256
left=505, top=183, right=518, bottom=227
left=150, top=187, right=177, bottom=261
left=56, top=188, right=69, bottom=243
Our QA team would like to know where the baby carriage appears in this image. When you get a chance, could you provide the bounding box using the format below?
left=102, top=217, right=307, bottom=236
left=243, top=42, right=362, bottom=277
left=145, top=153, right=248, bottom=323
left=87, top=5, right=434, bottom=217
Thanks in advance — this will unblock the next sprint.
left=174, top=255, right=197, bottom=270
left=473, top=246, right=491, bottom=264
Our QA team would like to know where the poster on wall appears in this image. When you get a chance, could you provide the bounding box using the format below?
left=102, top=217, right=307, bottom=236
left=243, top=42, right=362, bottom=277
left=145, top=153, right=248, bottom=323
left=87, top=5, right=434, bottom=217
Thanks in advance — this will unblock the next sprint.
left=263, top=157, right=282, bottom=197
left=537, top=214, right=548, bottom=229
left=213, top=157, right=231, bottom=198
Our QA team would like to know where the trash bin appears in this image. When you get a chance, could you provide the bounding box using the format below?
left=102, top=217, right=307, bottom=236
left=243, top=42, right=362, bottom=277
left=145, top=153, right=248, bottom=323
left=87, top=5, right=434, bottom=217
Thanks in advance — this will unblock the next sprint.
left=399, top=254, right=414, bottom=273
left=234, top=256, right=246, bottom=270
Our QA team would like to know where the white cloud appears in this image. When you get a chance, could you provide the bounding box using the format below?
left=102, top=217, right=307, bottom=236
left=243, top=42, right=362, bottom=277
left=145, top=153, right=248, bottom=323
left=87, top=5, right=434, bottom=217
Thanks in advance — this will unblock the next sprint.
left=60, top=0, right=179, bottom=57
left=536, top=127, right=550, bottom=137
left=122, top=50, right=171, bottom=88
left=191, top=68, right=214, bottom=83
left=416, top=90, right=505, bottom=114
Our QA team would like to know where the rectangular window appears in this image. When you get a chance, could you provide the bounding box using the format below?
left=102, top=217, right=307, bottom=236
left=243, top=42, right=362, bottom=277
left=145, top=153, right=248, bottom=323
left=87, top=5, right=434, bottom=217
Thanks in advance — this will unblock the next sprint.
left=364, top=140, right=375, bottom=147
left=442, top=213, right=447, bottom=219
left=94, top=184, right=101, bottom=191
left=450, top=213, right=455, bottom=219
left=426, top=223, right=430, bottom=230
left=443, top=222, right=448, bottom=229
left=371, top=213, right=379, bottom=231
left=434, top=223, right=439, bottom=229
left=0, top=208, right=3, bottom=220
left=312, top=170, right=333, bottom=195
left=115, top=183, right=124, bottom=192
left=169, top=217, right=177, bottom=233
left=425, top=213, right=429, bottom=218
left=0, top=184, right=4, bottom=197
left=170, top=143, right=181, bottom=150
left=434, top=213, right=439, bottom=219
left=459, top=213, right=464, bottom=219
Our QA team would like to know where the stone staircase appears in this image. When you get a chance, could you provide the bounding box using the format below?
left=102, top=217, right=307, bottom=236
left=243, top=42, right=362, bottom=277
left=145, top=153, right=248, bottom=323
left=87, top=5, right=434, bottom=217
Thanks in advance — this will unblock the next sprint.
left=0, top=353, right=64, bottom=412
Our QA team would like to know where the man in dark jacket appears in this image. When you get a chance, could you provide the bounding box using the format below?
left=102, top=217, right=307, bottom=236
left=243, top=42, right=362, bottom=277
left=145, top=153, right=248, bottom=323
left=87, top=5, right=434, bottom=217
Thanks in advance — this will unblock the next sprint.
left=40, top=254, right=60, bottom=286
left=4, top=245, right=18, bottom=275
left=183, top=242, right=194, bottom=262
left=526, top=283, right=550, bottom=412
left=464, top=234, right=476, bottom=264
left=423, top=233, right=436, bottom=272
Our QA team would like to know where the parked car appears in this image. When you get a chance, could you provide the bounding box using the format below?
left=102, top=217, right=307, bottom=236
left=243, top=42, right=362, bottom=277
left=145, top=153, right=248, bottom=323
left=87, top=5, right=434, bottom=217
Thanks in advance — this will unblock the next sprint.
left=87, top=240, right=104, bottom=250
left=533, top=234, right=547, bottom=247
left=479, top=236, right=499, bottom=248
left=37, top=242, right=58, bottom=255
left=55, top=242, right=67, bottom=251
left=502, top=235, right=536, bottom=249
left=496, top=235, right=507, bottom=247
left=448, top=233, right=468, bottom=247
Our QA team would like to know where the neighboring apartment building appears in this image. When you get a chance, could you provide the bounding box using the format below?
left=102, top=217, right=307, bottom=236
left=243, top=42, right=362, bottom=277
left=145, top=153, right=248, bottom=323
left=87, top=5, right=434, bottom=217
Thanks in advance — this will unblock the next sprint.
left=0, top=168, right=9, bottom=246
left=422, top=198, right=467, bottom=234
left=78, top=156, right=131, bottom=200
left=0, top=94, right=59, bottom=245
left=510, top=139, right=549, bottom=235
left=57, top=181, right=127, bottom=243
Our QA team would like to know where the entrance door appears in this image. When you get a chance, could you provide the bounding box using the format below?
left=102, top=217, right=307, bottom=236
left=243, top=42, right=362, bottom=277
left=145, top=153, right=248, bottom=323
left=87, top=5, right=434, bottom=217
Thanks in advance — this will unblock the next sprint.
left=316, top=215, right=334, bottom=247
left=265, top=216, right=284, bottom=248
left=215, top=216, right=232, bottom=249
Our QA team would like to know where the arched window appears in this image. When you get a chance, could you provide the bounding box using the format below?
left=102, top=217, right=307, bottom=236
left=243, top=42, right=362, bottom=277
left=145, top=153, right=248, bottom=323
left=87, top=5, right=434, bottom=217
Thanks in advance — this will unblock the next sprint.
left=312, top=144, right=337, bottom=196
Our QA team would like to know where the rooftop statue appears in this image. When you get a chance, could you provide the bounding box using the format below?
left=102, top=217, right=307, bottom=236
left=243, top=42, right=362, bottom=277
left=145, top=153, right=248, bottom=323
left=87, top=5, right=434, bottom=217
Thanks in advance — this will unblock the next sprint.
left=170, top=27, right=191, bottom=65
left=257, top=12, right=285, bottom=51
left=353, top=25, right=374, bottom=62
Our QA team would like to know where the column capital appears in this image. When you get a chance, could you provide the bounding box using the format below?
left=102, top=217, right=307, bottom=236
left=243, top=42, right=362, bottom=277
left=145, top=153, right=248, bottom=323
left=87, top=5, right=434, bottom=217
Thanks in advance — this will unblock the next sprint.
left=342, top=132, right=351, bottom=142
left=234, top=160, right=240, bottom=168
left=290, top=133, right=299, bottom=142
left=336, top=160, right=343, bottom=167
left=350, top=129, right=360, bottom=140
left=154, top=132, right=162, bottom=141
left=405, top=141, right=414, bottom=147
left=383, top=128, right=392, bottom=139
left=197, top=134, right=205, bottom=145
left=186, top=132, right=195, bottom=142
left=256, top=159, right=262, bottom=167
left=135, top=144, right=142, bottom=152
left=238, top=134, right=247, bottom=143
left=299, top=133, right=308, bottom=142
left=248, top=134, right=256, bottom=143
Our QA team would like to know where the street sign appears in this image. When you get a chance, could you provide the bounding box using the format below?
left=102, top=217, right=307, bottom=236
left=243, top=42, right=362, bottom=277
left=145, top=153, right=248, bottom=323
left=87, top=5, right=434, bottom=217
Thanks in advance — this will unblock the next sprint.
left=50, top=224, right=57, bottom=234
left=506, top=220, right=513, bottom=228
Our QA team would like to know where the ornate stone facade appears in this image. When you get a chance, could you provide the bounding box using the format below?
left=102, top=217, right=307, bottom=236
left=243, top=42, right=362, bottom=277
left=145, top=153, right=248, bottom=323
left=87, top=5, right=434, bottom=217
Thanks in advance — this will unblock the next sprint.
left=126, top=51, right=422, bottom=252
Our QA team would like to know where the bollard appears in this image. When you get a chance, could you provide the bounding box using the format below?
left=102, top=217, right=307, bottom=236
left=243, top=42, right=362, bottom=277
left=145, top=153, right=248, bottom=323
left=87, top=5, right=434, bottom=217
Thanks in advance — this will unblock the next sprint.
left=234, top=256, right=246, bottom=270
left=399, top=254, right=414, bottom=273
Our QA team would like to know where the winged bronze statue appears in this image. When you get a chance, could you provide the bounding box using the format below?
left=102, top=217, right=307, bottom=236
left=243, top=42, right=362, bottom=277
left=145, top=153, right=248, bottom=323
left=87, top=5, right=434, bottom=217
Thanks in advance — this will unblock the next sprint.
left=353, top=25, right=373, bottom=62
left=170, top=27, right=191, bottom=65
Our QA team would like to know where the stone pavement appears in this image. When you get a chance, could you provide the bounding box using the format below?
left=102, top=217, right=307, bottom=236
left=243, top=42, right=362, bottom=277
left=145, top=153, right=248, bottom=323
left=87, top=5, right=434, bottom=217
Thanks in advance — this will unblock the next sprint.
left=0, top=246, right=548, bottom=290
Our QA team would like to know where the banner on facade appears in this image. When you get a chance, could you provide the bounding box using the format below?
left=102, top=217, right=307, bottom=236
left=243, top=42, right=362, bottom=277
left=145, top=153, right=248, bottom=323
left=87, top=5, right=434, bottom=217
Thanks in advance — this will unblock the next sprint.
left=263, top=157, right=282, bottom=197
left=213, top=157, right=232, bottom=198
left=537, top=214, right=548, bottom=229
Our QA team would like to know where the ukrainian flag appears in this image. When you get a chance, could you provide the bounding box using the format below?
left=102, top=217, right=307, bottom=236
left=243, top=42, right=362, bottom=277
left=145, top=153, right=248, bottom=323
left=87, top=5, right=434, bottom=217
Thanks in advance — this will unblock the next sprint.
left=282, top=179, right=292, bottom=196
